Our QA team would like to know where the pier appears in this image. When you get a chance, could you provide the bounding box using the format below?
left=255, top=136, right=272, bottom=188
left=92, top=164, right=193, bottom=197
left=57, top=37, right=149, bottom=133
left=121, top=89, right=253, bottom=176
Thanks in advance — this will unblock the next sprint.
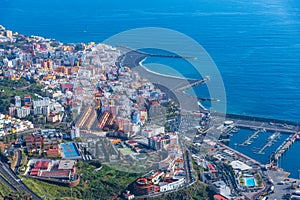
left=176, top=76, right=210, bottom=91
left=255, top=132, right=281, bottom=155
left=118, top=50, right=208, bottom=112
left=234, top=122, right=295, bottom=134
left=273, top=132, right=298, bottom=161
left=239, top=129, right=263, bottom=146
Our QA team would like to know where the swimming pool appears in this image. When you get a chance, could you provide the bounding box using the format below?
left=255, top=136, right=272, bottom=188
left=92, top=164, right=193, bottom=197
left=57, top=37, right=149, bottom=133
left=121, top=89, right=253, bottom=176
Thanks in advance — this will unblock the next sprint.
left=244, top=177, right=256, bottom=187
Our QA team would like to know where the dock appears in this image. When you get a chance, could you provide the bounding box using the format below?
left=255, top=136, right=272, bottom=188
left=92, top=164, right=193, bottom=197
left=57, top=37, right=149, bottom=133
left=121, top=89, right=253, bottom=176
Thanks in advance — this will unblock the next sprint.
left=234, top=123, right=295, bottom=134
left=239, top=129, right=263, bottom=146
left=273, top=132, right=298, bottom=161
left=176, top=76, right=210, bottom=91
left=255, top=132, right=281, bottom=155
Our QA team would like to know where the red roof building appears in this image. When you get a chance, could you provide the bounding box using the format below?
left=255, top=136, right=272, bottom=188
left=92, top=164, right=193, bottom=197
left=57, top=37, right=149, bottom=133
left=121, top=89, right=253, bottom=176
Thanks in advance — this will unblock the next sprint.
left=29, top=168, right=40, bottom=176
left=34, top=161, right=51, bottom=170
left=40, top=170, right=71, bottom=179
left=46, top=149, right=60, bottom=158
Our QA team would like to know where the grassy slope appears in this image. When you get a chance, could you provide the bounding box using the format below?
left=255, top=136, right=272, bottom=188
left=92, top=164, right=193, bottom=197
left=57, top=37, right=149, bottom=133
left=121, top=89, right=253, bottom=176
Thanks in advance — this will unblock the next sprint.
left=0, top=180, right=10, bottom=198
left=22, top=162, right=141, bottom=200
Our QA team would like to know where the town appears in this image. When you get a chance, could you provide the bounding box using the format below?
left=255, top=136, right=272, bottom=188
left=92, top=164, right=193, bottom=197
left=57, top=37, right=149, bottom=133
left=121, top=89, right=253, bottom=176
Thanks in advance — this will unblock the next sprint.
left=1, top=24, right=300, bottom=200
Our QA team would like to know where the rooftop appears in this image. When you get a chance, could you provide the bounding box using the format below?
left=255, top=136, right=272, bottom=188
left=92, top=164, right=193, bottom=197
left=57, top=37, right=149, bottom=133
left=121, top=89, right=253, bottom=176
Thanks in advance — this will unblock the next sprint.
left=58, top=160, right=76, bottom=170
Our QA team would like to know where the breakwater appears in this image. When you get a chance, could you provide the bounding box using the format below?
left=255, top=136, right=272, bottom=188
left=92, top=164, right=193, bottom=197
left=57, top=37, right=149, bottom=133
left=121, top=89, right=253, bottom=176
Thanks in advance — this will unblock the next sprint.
left=212, top=112, right=300, bottom=128
left=120, top=48, right=300, bottom=130
left=118, top=46, right=197, bottom=60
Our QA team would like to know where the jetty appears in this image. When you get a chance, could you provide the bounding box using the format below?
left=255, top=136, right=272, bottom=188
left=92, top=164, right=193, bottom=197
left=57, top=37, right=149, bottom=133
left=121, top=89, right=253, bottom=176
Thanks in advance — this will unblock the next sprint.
left=255, top=132, right=281, bottom=155
left=239, top=129, right=263, bottom=146
left=176, top=76, right=210, bottom=91
left=273, top=132, right=298, bottom=161
left=118, top=45, right=197, bottom=60
left=234, top=122, right=295, bottom=134
left=118, top=50, right=212, bottom=112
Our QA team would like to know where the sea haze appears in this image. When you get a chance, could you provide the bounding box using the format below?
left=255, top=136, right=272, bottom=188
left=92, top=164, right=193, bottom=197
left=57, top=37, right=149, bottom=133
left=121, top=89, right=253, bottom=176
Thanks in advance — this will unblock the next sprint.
left=1, top=0, right=300, bottom=122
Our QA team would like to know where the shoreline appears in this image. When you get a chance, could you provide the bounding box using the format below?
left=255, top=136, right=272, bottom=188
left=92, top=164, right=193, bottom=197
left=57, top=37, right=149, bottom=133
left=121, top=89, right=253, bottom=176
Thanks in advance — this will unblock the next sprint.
left=138, top=57, right=198, bottom=81
left=120, top=49, right=300, bottom=180
left=119, top=49, right=201, bottom=112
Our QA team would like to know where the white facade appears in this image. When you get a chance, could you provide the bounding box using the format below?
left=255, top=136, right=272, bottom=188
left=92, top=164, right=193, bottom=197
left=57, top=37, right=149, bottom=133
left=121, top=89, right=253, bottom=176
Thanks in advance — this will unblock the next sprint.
left=15, top=96, right=21, bottom=108
left=16, top=106, right=30, bottom=118
left=159, top=178, right=185, bottom=192
left=142, top=125, right=165, bottom=138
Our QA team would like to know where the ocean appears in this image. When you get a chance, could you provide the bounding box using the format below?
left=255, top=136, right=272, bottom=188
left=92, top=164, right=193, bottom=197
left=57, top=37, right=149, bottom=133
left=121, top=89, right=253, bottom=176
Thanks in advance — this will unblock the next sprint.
left=1, top=0, right=300, bottom=176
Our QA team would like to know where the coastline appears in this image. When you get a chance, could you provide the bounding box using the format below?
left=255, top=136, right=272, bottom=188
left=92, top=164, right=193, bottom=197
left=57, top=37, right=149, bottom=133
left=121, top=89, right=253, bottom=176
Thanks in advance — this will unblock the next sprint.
left=119, top=49, right=300, bottom=180
left=138, top=57, right=197, bottom=81
left=119, top=49, right=201, bottom=112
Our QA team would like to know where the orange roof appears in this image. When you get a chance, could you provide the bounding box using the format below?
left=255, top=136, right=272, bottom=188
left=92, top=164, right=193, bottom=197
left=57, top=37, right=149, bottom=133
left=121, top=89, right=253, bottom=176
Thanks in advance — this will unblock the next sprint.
left=214, top=194, right=228, bottom=200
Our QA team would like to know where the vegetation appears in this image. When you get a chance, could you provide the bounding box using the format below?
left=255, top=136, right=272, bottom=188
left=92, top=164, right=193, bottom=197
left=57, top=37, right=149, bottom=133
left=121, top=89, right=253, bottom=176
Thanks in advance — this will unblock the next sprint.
left=239, top=176, right=245, bottom=185
left=22, top=162, right=141, bottom=199
left=18, top=149, right=28, bottom=174
left=0, top=78, right=45, bottom=113
left=151, top=159, right=215, bottom=200
left=0, top=178, right=10, bottom=198
left=255, top=173, right=263, bottom=187
left=4, top=191, right=33, bottom=200
left=1, top=133, right=17, bottom=143
left=152, top=180, right=211, bottom=200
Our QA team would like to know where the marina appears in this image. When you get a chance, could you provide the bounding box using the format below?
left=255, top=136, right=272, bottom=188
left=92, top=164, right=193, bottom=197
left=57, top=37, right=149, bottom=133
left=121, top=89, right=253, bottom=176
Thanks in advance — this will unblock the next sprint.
left=239, top=129, right=264, bottom=146
left=273, top=132, right=298, bottom=161
left=220, top=117, right=300, bottom=178
left=254, top=132, right=281, bottom=155
left=223, top=122, right=293, bottom=162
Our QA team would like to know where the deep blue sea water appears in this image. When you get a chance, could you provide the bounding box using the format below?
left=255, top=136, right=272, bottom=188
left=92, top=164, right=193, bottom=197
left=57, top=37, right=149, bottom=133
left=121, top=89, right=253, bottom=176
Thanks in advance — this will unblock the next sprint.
left=2, top=0, right=299, bottom=121
left=1, top=0, right=300, bottom=176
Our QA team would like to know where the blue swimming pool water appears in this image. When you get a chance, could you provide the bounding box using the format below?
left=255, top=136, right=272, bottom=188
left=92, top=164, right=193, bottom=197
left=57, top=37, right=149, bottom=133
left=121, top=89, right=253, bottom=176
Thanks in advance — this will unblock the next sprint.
left=244, top=177, right=256, bottom=187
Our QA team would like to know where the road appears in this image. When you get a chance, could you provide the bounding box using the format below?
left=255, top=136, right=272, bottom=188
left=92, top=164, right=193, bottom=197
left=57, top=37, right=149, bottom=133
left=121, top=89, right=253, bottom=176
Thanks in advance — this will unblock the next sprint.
left=265, top=170, right=292, bottom=200
left=0, top=161, right=42, bottom=200
left=0, top=174, right=17, bottom=192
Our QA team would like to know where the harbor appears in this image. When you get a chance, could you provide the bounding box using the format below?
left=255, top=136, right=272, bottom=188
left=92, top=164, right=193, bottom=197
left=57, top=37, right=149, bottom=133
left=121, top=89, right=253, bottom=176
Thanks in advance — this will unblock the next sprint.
left=254, top=132, right=280, bottom=155
left=273, top=132, right=298, bottom=161
left=218, top=117, right=300, bottom=178
left=239, top=129, right=264, bottom=146
left=120, top=47, right=300, bottom=179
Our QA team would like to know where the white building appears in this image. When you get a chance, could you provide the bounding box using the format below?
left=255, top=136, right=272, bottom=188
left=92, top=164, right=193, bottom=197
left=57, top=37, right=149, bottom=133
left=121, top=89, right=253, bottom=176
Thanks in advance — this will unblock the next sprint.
left=159, top=178, right=185, bottom=192
left=230, top=160, right=252, bottom=172
left=42, top=105, right=50, bottom=116
left=33, top=97, right=51, bottom=108
left=211, top=181, right=231, bottom=198
left=71, top=126, right=80, bottom=139
left=16, top=106, right=30, bottom=118
left=15, top=96, right=21, bottom=108
left=34, top=106, right=42, bottom=115
left=142, top=125, right=165, bottom=138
